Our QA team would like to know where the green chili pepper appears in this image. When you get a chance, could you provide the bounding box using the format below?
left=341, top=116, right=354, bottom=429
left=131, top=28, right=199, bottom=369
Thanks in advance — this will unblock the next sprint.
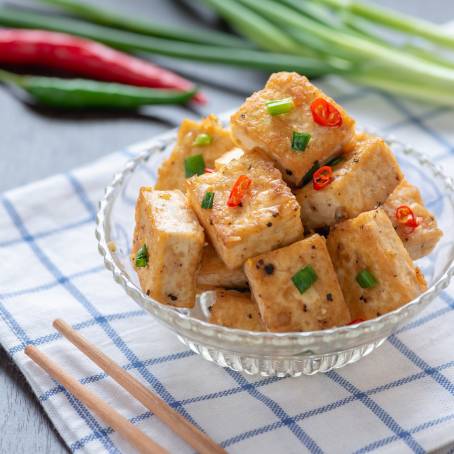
left=0, top=69, right=196, bottom=109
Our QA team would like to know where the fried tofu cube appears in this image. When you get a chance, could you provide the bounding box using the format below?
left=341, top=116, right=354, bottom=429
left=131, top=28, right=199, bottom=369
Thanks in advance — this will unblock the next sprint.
left=186, top=150, right=304, bottom=269
left=383, top=179, right=442, bottom=260
left=197, top=244, right=248, bottom=290
left=131, top=188, right=204, bottom=308
left=327, top=208, right=427, bottom=321
left=230, top=72, right=355, bottom=186
left=295, top=133, right=403, bottom=230
left=155, top=114, right=235, bottom=192
left=209, top=290, right=265, bottom=331
left=244, top=235, right=351, bottom=332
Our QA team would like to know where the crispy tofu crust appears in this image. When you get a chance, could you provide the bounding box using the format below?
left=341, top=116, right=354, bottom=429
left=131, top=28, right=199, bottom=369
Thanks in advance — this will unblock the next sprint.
left=131, top=188, right=204, bottom=307
left=244, top=235, right=351, bottom=332
left=197, top=244, right=248, bottom=289
left=327, top=208, right=427, bottom=320
left=295, top=133, right=403, bottom=230
left=209, top=290, right=265, bottom=331
left=383, top=179, right=443, bottom=260
left=230, top=72, right=355, bottom=186
left=155, top=114, right=235, bottom=192
left=186, top=150, right=304, bottom=269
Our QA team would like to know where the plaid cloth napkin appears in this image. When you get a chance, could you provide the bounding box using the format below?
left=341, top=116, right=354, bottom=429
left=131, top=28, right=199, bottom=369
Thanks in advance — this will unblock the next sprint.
left=1, top=78, right=454, bottom=454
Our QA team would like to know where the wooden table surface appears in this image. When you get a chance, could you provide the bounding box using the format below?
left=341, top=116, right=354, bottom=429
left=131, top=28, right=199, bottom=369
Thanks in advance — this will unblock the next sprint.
left=1, top=0, right=453, bottom=452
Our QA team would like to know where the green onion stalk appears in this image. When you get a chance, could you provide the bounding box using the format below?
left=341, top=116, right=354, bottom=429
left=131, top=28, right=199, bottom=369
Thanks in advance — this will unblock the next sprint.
left=238, top=0, right=454, bottom=87
left=313, top=0, right=454, bottom=50
left=0, top=7, right=344, bottom=77
left=38, top=0, right=252, bottom=48
left=227, top=0, right=454, bottom=102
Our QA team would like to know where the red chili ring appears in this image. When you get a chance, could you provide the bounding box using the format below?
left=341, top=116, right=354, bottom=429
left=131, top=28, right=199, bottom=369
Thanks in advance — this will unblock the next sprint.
left=313, top=165, right=333, bottom=190
left=310, top=98, right=343, bottom=127
left=396, top=205, right=418, bottom=229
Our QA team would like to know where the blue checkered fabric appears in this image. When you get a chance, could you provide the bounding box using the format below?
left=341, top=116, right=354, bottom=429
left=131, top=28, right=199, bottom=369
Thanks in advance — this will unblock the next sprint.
left=1, top=79, right=454, bottom=454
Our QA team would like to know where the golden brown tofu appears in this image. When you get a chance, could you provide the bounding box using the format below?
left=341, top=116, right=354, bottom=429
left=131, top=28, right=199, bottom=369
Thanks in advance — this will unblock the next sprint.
left=230, top=72, right=355, bottom=186
left=131, top=188, right=204, bottom=308
left=383, top=179, right=442, bottom=260
left=327, top=209, right=427, bottom=321
left=295, top=133, right=403, bottom=230
left=209, top=290, right=265, bottom=331
left=197, top=244, right=248, bottom=290
left=155, top=114, right=235, bottom=192
left=244, top=235, right=351, bottom=332
left=186, top=150, right=304, bottom=269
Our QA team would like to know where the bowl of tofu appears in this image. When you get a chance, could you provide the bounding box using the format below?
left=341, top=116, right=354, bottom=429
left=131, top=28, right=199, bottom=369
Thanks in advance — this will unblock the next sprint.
left=96, top=72, right=454, bottom=377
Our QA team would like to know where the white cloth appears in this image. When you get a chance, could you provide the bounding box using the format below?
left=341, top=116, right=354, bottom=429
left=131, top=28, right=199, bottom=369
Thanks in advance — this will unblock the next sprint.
left=1, top=78, right=454, bottom=454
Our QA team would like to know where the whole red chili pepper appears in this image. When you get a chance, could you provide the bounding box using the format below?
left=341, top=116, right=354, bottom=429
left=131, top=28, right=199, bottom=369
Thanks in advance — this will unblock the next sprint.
left=0, top=29, right=205, bottom=103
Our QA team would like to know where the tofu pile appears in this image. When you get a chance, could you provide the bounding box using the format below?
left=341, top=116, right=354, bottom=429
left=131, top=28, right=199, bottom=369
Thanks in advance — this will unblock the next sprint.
left=131, top=72, right=442, bottom=333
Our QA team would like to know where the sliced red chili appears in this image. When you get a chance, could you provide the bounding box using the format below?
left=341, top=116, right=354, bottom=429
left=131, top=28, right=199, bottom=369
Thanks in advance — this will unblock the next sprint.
left=313, top=165, right=333, bottom=190
left=396, top=205, right=418, bottom=230
left=347, top=318, right=365, bottom=325
left=310, top=98, right=342, bottom=127
left=204, top=167, right=215, bottom=173
left=227, top=175, right=252, bottom=207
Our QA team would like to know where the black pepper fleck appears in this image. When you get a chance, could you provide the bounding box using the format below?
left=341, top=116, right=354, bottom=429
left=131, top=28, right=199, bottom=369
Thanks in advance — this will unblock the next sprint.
left=267, top=222, right=272, bottom=227
left=247, top=313, right=253, bottom=319
left=264, top=263, right=275, bottom=275
left=167, top=293, right=178, bottom=301
left=285, top=169, right=293, bottom=176
left=326, top=293, right=333, bottom=302
left=146, top=290, right=150, bottom=296
left=303, top=304, right=308, bottom=312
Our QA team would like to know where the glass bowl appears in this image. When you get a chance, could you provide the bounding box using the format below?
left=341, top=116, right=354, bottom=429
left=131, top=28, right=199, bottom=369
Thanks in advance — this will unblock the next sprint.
left=95, top=129, right=454, bottom=377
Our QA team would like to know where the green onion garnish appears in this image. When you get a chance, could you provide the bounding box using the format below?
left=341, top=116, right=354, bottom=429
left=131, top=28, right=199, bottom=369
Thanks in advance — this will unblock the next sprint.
left=266, top=97, right=295, bottom=116
left=184, top=154, right=206, bottom=178
left=356, top=269, right=378, bottom=289
left=292, top=265, right=317, bottom=294
left=300, top=161, right=320, bottom=187
left=201, top=191, right=215, bottom=209
left=193, top=133, right=212, bottom=146
left=326, top=155, right=344, bottom=167
left=292, top=131, right=311, bottom=152
left=135, top=244, right=148, bottom=268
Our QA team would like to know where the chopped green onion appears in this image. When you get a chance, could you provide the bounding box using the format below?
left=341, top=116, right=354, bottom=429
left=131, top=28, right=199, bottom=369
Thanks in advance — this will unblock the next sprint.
left=291, top=131, right=311, bottom=152
left=300, top=161, right=320, bottom=187
left=193, top=133, right=213, bottom=146
left=184, top=154, right=206, bottom=178
left=266, top=97, right=295, bottom=116
left=292, top=265, right=317, bottom=294
left=135, top=244, right=148, bottom=268
left=201, top=191, right=215, bottom=209
left=356, top=269, right=378, bottom=288
left=326, top=155, right=344, bottom=167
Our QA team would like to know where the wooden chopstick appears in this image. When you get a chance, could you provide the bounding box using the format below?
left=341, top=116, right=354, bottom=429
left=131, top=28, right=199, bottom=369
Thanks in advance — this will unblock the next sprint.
left=25, top=345, right=169, bottom=454
left=53, top=319, right=226, bottom=454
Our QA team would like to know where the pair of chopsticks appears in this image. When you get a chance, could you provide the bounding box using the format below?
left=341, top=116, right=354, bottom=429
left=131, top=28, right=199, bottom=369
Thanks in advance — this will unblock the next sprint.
left=25, top=319, right=226, bottom=454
